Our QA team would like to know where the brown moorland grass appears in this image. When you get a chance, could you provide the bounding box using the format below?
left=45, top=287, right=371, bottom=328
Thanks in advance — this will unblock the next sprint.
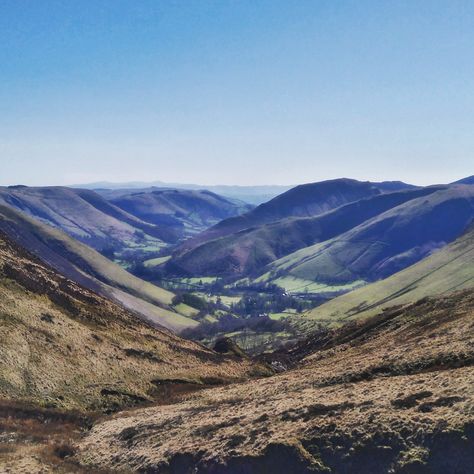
left=0, top=231, right=270, bottom=415
left=2, top=225, right=474, bottom=473
left=0, top=400, right=100, bottom=473
left=78, top=289, right=474, bottom=473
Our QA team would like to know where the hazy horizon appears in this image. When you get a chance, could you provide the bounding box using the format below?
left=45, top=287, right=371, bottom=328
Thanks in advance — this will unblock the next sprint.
left=0, top=172, right=472, bottom=189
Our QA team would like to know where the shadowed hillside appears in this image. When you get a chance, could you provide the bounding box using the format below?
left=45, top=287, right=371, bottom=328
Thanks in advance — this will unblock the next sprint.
left=297, top=223, right=474, bottom=328
left=453, top=175, right=474, bottom=185
left=168, top=186, right=442, bottom=278
left=108, top=188, right=252, bottom=239
left=264, top=185, right=474, bottom=289
left=0, top=186, right=178, bottom=252
left=174, top=179, right=385, bottom=255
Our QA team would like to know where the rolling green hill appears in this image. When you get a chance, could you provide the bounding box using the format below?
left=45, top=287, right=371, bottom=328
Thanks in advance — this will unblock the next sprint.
left=167, top=187, right=442, bottom=278
left=174, top=178, right=386, bottom=256
left=108, top=188, right=252, bottom=240
left=264, top=185, right=474, bottom=290
left=0, top=203, right=198, bottom=332
left=298, top=223, right=474, bottom=328
left=0, top=186, right=176, bottom=253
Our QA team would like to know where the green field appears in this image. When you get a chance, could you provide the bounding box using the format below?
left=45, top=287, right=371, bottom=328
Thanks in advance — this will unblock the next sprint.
left=194, top=292, right=242, bottom=307
left=181, top=276, right=219, bottom=284
left=174, top=303, right=200, bottom=318
left=203, top=314, right=218, bottom=323
left=144, top=255, right=171, bottom=267
left=269, top=276, right=366, bottom=294
left=297, top=226, right=474, bottom=329
left=269, top=310, right=297, bottom=321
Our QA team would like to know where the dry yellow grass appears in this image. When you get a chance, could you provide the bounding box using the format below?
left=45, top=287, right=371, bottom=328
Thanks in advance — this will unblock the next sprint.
left=2, top=227, right=474, bottom=473
left=78, top=290, right=474, bottom=473
left=0, top=232, right=269, bottom=413
left=0, top=202, right=200, bottom=332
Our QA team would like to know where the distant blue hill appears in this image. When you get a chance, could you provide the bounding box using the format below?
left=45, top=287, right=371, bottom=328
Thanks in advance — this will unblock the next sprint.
left=453, top=175, right=474, bottom=185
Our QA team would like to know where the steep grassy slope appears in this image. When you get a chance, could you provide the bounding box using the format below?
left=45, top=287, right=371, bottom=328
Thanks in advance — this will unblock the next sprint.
left=175, top=179, right=384, bottom=256
left=0, top=231, right=266, bottom=413
left=109, top=188, right=251, bottom=239
left=265, top=185, right=474, bottom=287
left=168, top=187, right=442, bottom=277
left=0, top=185, right=176, bottom=251
left=78, top=289, right=474, bottom=473
left=0, top=203, right=197, bottom=331
left=298, top=224, right=474, bottom=327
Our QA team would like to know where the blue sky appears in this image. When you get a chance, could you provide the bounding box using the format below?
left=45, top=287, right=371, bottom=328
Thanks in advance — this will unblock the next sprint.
left=0, top=0, right=473, bottom=186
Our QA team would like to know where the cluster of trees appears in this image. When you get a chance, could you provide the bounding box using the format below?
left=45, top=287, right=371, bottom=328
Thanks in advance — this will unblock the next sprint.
left=182, top=313, right=302, bottom=354
left=128, top=260, right=155, bottom=279
left=99, top=245, right=116, bottom=260
left=181, top=313, right=296, bottom=340
left=98, top=230, right=148, bottom=262
left=172, top=292, right=210, bottom=312
left=229, top=329, right=295, bottom=354
left=171, top=285, right=319, bottom=321
left=230, top=292, right=314, bottom=317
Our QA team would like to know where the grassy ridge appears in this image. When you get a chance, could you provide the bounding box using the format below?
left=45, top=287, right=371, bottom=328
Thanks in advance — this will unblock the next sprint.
left=0, top=203, right=198, bottom=331
left=174, top=178, right=384, bottom=255
left=0, top=231, right=262, bottom=411
left=300, top=225, right=474, bottom=327
left=168, top=182, right=427, bottom=277
left=0, top=186, right=171, bottom=251
left=266, top=185, right=474, bottom=286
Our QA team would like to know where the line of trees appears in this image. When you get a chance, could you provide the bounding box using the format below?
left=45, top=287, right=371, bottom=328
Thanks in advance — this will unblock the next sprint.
left=181, top=313, right=296, bottom=340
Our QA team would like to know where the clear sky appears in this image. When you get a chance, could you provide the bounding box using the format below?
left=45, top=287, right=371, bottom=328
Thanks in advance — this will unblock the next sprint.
left=1, top=0, right=473, bottom=186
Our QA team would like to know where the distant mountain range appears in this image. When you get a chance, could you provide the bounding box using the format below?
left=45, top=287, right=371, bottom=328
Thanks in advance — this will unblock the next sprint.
left=1, top=175, right=472, bottom=325
left=0, top=185, right=175, bottom=249
left=174, top=179, right=411, bottom=254
left=98, top=188, right=252, bottom=238
left=263, top=184, right=474, bottom=287
left=163, top=177, right=474, bottom=308
left=75, top=180, right=295, bottom=205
